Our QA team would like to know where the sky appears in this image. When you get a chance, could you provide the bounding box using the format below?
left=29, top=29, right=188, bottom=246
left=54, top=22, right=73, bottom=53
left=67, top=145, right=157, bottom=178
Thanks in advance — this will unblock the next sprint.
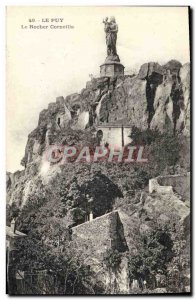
left=6, top=6, right=190, bottom=172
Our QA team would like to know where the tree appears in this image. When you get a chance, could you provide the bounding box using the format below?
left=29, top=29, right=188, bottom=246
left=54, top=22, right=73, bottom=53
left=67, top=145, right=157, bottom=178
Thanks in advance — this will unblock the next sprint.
left=128, top=226, right=174, bottom=290
left=14, top=232, right=98, bottom=295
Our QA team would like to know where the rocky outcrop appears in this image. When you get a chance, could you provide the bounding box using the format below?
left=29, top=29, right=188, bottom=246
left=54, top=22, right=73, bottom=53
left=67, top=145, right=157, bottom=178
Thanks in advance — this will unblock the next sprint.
left=117, top=173, right=190, bottom=254
left=18, top=60, right=190, bottom=172
left=149, top=61, right=187, bottom=134
left=6, top=60, right=190, bottom=212
left=179, top=63, right=190, bottom=136
left=163, top=59, right=182, bottom=74
left=138, top=62, right=163, bottom=125
left=138, top=62, right=163, bottom=81
left=147, top=173, right=190, bottom=236
left=6, top=170, right=25, bottom=205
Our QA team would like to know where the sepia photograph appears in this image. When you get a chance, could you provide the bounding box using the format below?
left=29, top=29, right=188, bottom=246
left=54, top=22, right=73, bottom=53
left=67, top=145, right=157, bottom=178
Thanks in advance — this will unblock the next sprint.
left=6, top=6, right=191, bottom=295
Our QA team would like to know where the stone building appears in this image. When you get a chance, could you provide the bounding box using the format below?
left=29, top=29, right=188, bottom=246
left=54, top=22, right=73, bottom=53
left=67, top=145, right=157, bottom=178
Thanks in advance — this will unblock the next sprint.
left=96, top=124, right=132, bottom=148
left=71, top=210, right=130, bottom=293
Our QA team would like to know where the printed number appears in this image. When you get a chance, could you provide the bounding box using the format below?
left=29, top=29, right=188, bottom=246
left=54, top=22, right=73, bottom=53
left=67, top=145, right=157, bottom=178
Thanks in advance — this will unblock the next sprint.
left=29, top=19, right=35, bottom=23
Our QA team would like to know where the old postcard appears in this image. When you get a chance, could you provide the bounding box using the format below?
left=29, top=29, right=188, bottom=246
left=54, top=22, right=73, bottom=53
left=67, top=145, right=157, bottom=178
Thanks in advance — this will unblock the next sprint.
left=6, top=6, right=191, bottom=295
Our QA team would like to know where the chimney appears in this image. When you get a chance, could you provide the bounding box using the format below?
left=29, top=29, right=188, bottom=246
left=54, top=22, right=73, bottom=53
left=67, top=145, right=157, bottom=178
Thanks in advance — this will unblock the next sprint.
left=11, top=219, right=16, bottom=233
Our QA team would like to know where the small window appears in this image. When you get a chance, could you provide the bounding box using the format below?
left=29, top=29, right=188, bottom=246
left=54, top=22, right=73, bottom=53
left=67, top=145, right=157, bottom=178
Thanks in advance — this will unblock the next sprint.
left=96, top=130, right=103, bottom=139
left=57, top=118, right=61, bottom=126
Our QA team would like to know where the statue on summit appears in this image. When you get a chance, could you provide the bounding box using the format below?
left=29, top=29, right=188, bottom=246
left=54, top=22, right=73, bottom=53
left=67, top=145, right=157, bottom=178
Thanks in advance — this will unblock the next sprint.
left=103, top=16, right=119, bottom=62
left=100, top=16, right=124, bottom=76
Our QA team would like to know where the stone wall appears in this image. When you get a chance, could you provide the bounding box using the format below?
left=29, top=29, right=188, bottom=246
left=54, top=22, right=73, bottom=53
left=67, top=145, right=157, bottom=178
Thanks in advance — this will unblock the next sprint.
left=149, top=173, right=190, bottom=200
left=71, top=210, right=129, bottom=294
left=72, top=211, right=128, bottom=260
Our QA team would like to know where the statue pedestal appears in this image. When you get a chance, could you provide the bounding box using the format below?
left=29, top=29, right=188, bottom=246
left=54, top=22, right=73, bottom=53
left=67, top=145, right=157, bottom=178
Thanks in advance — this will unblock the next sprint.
left=100, top=61, right=124, bottom=77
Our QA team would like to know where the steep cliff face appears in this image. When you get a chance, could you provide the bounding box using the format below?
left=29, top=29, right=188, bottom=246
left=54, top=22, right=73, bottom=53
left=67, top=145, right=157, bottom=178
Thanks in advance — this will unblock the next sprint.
left=6, top=59, right=190, bottom=209
left=178, top=63, right=190, bottom=135
left=18, top=60, right=189, bottom=169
